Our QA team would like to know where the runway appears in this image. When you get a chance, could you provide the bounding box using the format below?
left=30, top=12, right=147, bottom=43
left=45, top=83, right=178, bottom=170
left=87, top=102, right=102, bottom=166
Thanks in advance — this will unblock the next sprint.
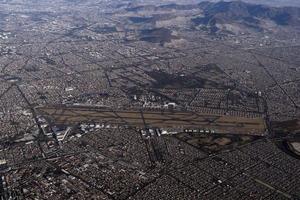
left=36, top=105, right=267, bottom=135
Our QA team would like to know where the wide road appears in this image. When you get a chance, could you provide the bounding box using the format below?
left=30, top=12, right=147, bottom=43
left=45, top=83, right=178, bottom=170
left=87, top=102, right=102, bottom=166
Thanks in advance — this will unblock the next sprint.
left=36, top=105, right=267, bottom=136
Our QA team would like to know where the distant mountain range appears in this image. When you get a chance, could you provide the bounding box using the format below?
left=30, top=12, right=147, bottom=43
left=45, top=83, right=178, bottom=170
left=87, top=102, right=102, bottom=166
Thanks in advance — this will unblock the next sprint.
left=194, top=1, right=300, bottom=33
left=210, top=0, right=300, bottom=8
left=126, top=1, right=300, bottom=41
left=199, top=1, right=299, bottom=24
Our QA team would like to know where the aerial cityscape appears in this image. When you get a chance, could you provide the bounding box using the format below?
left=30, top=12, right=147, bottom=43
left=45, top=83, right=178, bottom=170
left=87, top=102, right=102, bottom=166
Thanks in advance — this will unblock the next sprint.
left=0, top=0, right=299, bottom=199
